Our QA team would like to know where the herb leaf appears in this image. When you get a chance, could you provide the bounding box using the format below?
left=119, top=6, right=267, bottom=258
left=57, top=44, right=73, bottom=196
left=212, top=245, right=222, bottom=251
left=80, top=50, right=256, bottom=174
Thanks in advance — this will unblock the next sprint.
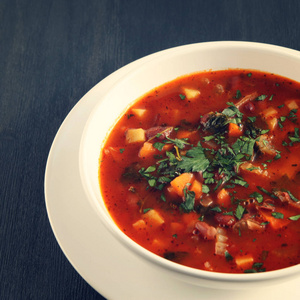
left=235, top=204, right=245, bottom=220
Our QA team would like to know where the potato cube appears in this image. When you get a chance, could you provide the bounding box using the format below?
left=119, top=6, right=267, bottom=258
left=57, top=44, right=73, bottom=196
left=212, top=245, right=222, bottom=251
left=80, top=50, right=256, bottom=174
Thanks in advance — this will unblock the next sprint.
left=125, top=128, right=146, bottom=143
left=143, top=209, right=164, bottom=228
left=132, top=108, right=147, bottom=118
left=132, top=219, right=146, bottom=230
left=285, top=100, right=299, bottom=110
left=182, top=87, right=200, bottom=100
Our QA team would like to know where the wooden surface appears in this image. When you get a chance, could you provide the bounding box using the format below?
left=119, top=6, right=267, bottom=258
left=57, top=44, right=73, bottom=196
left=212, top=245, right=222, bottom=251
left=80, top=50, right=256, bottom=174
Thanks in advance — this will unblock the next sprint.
left=1, top=0, right=300, bottom=299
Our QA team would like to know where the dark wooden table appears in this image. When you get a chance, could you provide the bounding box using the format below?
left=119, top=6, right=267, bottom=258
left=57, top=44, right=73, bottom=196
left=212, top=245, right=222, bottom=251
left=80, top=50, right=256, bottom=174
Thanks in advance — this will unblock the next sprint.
left=1, top=0, right=300, bottom=299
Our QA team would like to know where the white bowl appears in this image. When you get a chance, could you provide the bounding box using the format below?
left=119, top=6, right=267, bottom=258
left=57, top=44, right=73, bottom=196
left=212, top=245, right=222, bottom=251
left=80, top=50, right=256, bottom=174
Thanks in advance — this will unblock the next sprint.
left=79, top=41, right=300, bottom=290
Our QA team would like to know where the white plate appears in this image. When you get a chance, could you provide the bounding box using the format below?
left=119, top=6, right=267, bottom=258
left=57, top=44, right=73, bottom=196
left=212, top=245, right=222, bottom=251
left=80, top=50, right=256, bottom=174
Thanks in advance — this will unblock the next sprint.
left=45, top=42, right=300, bottom=300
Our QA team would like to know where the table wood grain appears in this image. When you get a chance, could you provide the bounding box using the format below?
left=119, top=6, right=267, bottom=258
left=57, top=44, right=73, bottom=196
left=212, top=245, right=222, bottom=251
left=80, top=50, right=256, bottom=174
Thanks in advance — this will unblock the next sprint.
left=1, top=0, right=300, bottom=299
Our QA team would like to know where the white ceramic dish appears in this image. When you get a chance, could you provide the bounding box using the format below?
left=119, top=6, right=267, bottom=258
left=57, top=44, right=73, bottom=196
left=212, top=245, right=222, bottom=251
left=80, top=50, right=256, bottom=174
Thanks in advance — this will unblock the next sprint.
left=79, top=41, right=300, bottom=290
left=45, top=42, right=300, bottom=298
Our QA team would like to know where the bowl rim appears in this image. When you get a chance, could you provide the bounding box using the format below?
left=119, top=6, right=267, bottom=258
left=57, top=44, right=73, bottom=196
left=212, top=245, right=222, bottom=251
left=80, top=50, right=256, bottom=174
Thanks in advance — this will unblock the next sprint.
left=79, top=41, right=300, bottom=284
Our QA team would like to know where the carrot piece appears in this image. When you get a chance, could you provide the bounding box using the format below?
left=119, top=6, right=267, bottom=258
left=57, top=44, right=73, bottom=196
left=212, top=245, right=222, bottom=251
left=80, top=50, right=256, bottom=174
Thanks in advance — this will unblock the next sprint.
left=235, top=254, right=254, bottom=270
left=259, top=210, right=291, bottom=230
left=138, top=142, right=157, bottom=158
left=170, top=173, right=194, bottom=197
left=216, top=188, right=231, bottom=208
left=176, top=130, right=197, bottom=140
left=228, top=123, right=243, bottom=137
left=170, top=222, right=184, bottom=235
left=190, top=179, right=203, bottom=200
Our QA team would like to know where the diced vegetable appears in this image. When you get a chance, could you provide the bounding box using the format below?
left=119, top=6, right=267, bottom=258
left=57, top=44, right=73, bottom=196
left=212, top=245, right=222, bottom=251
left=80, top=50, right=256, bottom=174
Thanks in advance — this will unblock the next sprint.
left=170, top=173, right=194, bottom=197
left=138, top=142, right=157, bottom=158
left=235, top=254, right=254, bottom=269
left=143, top=209, right=164, bottom=228
left=182, top=87, right=200, bottom=100
left=132, top=219, right=146, bottom=230
left=228, top=122, right=243, bottom=137
left=170, top=222, right=184, bottom=235
left=259, top=209, right=291, bottom=230
left=152, top=238, right=168, bottom=251
left=216, top=188, right=231, bottom=207
left=190, top=179, right=202, bottom=200
left=176, top=130, right=198, bottom=140
left=132, top=108, right=147, bottom=117
left=285, top=100, right=299, bottom=110
left=126, top=128, right=146, bottom=143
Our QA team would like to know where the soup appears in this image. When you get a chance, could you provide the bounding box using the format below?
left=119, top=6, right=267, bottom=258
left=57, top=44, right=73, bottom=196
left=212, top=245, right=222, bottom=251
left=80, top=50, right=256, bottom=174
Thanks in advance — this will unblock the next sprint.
left=99, top=69, right=300, bottom=273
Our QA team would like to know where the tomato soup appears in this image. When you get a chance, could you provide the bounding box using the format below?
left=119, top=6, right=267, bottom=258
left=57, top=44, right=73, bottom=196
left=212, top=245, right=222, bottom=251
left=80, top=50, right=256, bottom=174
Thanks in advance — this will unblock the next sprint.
left=99, top=70, right=300, bottom=273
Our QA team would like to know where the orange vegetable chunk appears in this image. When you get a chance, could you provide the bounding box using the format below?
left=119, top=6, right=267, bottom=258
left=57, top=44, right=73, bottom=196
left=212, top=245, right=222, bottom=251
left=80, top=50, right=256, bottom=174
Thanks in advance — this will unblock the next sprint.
left=170, top=173, right=194, bottom=197
left=235, top=254, right=254, bottom=270
left=190, top=179, right=203, bottom=200
left=138, top=142, right=157, bottom=158
left=216, top=188, right=231, bottom=208
left=228, top=122, right=243, bottom=137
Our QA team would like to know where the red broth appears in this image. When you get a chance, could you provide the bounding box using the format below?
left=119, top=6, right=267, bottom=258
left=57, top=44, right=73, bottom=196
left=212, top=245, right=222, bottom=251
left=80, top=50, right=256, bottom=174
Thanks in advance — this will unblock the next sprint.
left=99, top=70, right=300, bottom=273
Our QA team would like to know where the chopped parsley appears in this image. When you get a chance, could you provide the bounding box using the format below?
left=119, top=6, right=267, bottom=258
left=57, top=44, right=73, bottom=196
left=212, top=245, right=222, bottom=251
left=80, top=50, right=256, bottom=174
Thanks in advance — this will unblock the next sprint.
left=272, top=212, right=284, bottom=219
left=235, top=204, right=245, bottom=220
left=256, top=94, right=268, bottom=101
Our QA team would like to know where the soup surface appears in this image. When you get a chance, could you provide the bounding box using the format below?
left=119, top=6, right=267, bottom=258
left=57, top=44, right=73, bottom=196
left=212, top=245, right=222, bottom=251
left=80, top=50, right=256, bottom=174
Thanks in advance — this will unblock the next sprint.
left=99, top=69, right=300, bottom=273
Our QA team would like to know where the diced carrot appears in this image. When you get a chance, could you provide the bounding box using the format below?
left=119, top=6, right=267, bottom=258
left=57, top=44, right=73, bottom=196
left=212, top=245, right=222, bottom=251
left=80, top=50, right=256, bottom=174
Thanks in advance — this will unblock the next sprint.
left=161, top=143, right=173, bottom=152
left=170, top=173, right=194, bottom=197
left=235, top=254, right=254, bottom=270
left=216, top=188, right=231, bottom=208
left=139, top=141, right=172, bottom=158
left=138, top=142, right=157, bottom=158
left=190, top=179, right=203, bottom=200
left=182, top=211, right=199, bottom=233
left=259, top=209, right=291, bottom=230
left=228, top=123, right=243, bottom=137
left=132, top=219, right=146, bottom=230
left=176, top=130, right=198, bottom=140
left=182, top=211, right=199, bottom=223
left=170, top=222, right=184, bottom=235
